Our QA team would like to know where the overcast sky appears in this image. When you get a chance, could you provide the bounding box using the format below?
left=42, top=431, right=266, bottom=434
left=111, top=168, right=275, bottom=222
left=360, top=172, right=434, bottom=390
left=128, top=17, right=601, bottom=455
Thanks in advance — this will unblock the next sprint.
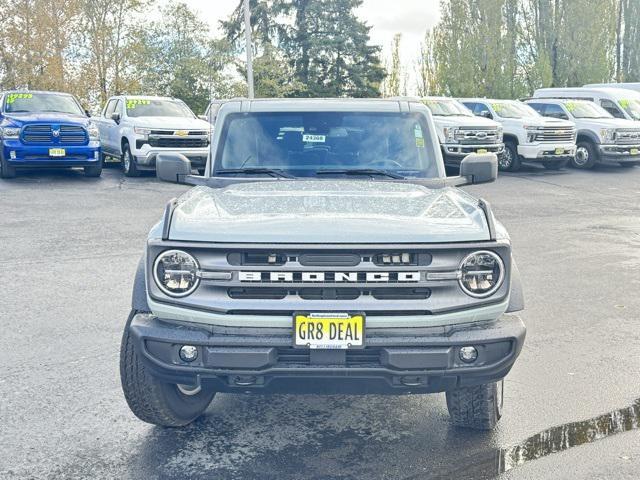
left=180, top=0, right=442, bottom=71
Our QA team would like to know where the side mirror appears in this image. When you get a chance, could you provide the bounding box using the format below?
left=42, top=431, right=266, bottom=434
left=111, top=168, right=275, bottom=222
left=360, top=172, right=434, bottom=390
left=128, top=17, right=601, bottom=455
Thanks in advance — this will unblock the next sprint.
left=198, top=114, right=208, bottom=121
left=111, top=112, right=121, bottom=123
left=156, top=153, right=193, bottom=183
left=479, top=110, right=493, bottom=119
left=85, top=109, right=91, bottom=117
left=459, top=153, right=498, bottom=185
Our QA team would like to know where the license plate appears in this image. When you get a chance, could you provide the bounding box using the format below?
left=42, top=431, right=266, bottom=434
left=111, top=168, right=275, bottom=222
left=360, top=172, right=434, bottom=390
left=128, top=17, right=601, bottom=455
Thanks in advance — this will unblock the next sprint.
left=631, top=148, right=639, bottom=155
left=555, top=148, right=565, bottom=155
left=476, top=148, right=488, bottom=154
left=294, top=313, right=364, bottom=349
left=49, top=148, right=65, bottom=157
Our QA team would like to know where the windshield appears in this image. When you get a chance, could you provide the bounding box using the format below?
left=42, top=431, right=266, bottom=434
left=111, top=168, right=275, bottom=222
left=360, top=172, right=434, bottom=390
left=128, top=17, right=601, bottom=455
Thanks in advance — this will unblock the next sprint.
left=618, top=98, right=640, bottom=120
left=3, top=92, right=84, bottom=115
left=125, top=99, right=195, bottom=118
left=564, top=101, right=612, bottom=119
left=423, top=99, right=473, bottom=117
left=491, top=101, right=539, bottom=119
left=214, top=112, right=438, bottom=178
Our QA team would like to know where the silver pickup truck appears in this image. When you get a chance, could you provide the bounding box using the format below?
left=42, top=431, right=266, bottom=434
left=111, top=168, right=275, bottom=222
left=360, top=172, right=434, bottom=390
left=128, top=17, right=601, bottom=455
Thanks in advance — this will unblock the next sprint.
left=120, top=98, right=526, bottom=431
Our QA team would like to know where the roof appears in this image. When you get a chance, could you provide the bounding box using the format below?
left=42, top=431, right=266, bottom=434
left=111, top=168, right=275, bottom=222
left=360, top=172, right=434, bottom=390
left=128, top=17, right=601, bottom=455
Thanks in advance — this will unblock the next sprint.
left=1, top=90, right=75, bottom=96
left=535, top=86, right=640, bottom=98
left=218, top=97, right=430, bottom=113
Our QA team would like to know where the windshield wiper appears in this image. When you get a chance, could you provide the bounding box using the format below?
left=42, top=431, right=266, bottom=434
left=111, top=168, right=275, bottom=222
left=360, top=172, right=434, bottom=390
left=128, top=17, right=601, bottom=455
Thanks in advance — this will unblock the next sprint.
left=214, top=168, right=294, bottom=179
left=315, top=168, right=405, bottom=179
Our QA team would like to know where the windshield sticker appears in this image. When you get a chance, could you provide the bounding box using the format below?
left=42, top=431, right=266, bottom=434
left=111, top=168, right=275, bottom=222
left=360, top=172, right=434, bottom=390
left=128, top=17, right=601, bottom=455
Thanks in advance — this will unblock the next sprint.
left=491, top=103, right=504, bottom=112
left=414, top=124, right=424, bottom=138
left=126, top=99, right=151, bottom=109
left=415, top=137, right=425, bottom=148
left=619, top=99, right=630, bottom=109
left=565, top=102, right=577, bottom=112
left=6, top=93, right=33, bottom=104
left=302, top=134, right=326, bottom=143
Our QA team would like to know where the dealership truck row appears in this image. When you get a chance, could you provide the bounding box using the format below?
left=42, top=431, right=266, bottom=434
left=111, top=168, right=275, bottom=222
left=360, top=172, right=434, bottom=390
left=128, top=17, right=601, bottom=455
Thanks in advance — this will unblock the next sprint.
left=2, top=84, right=640, bottom=178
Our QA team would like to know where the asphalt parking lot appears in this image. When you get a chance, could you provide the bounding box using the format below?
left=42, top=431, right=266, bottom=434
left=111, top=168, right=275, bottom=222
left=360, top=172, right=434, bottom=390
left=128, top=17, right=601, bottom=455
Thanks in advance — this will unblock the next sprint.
left=1, top=163, right=639, bottom=480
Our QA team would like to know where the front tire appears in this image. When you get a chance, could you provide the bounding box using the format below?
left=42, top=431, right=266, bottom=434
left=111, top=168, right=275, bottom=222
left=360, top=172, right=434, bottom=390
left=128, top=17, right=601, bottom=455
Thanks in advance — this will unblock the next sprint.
left=446, top=380, right=503, bottom=430
left=122, top=143, right=140, bottom=177
left=120, top=314, right=216, bottom=426
left=0, top=154, right=16, bottom=178
left=499, top=141, right=521, bottom=172
left=572, top=141, right=597, bottom=169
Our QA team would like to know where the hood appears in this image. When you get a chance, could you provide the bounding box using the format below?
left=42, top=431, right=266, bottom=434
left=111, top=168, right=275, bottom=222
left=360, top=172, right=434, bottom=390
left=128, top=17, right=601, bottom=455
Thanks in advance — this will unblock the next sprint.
left=434, top=115, right=499, bottom=128
left=132, top=116, right=211, bottom=130
left=582, top=117, right=640, bottom=129
left=2, top=112, right=90, bottom=126
left=166, top=181, right=490, bottom=243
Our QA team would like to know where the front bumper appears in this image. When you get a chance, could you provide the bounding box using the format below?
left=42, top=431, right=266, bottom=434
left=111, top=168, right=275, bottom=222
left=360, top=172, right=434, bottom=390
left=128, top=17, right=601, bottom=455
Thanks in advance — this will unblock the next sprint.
left=2, top=140, right=101, bottom=167
left=128, top=312, right=526, bottom=394
left=442, top=143, right=504, bottom=162
left=599, top=144, right=640, bottom=163
left=517, top=143, right=575, bottom=161
left=133, top=143, right=209, bottom=169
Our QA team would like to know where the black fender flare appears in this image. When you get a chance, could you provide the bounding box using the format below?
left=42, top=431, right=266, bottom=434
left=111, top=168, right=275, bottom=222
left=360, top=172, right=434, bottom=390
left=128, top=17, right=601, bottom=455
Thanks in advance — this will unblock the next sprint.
left=507, top=258, right=525, bottom=313
left=576, top=129, right=600, bottom=145
left=131, top=255, right=150, bottom=312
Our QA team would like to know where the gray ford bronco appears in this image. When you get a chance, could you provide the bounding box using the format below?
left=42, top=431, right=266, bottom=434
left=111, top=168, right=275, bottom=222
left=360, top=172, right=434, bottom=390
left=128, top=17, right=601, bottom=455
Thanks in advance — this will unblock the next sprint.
left=120, top=98, right=526, bottom=430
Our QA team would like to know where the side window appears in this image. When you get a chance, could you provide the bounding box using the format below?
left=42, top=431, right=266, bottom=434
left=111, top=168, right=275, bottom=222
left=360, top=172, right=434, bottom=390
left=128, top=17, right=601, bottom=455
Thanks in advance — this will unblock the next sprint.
left=114, top=100, right=123, bottom=115
left=474, top=103, right=493, bottom=119
left=461, top=102, right=479, bottom=115
left=544, top=104, right=569, bottom=120
left=600, top=99, right=625, bottom=119
left=104, top=99, right=116, bottom=118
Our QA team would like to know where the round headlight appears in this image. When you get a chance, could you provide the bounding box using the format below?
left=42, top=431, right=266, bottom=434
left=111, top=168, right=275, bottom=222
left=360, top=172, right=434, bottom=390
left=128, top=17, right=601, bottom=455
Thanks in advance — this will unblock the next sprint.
left=458, top=250, right=504, bottom=298
left=153, top=250, right=200, bottom=297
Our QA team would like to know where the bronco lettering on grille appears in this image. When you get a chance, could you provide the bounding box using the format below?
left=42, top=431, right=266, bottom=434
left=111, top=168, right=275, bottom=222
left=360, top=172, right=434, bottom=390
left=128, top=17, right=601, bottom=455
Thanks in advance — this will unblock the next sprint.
left=238, top=271, right=421, bottom=283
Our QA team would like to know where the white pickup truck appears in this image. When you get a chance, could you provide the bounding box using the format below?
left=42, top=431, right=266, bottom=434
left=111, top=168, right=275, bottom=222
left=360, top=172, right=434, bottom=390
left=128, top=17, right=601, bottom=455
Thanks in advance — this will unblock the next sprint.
left=525, top=98, right=640, bottom=169
left=95, top=95, right=211, bottom=176
left=420, top=97, right=504, bottom=167
left=460, top=98, right=576, bottom=172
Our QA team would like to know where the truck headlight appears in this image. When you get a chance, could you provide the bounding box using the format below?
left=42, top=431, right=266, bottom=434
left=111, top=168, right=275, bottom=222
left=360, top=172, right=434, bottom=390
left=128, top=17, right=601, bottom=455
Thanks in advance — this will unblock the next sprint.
left=0, top=126, right=20, bottom=139
left=497, top=126, right=503, bottom=142
left=443, top=127, right=457, bottom=143
left=601, top=128, right=616, bottom=143
left=153, top=250, right=200, bottom=297
left=524, top=126, right=543, bottom=143
left=458, top=250, right=504, bottom=298
left=87, top=122, right=100, bottom=141
left=134, top=127, right=151, bottom=138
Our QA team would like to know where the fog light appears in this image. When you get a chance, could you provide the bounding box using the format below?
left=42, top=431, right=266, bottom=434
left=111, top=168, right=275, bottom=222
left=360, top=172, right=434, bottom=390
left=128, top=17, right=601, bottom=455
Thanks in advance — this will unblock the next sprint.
left=459, top=346, right=478, bottom=363
left=179, top=345, right=198, bottom=362
left=9, top=151, right=16, bottom=159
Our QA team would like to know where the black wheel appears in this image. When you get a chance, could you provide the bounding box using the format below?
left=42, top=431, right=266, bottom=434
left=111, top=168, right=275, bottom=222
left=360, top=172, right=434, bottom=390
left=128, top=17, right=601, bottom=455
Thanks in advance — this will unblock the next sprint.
left=542, top=158, right=568, bottom=170
left=122, top=143, right=140, bottom=177
left=572, top=141, right=597, bottom=169
left=446, top=380, right=503, bottom=430
left=84, top=157, right=103, bottom=177
left=619, top=162, right=639, bottom=168
left=0, top=153, right=16, bottom=178
left=499, top=141, right=521, bottom=172
left=120, top=314, right=216, bottom=426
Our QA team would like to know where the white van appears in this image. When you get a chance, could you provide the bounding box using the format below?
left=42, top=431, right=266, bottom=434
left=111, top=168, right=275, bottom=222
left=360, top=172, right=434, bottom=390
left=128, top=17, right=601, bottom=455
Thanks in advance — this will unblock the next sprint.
left=533, top=87, right=640, bottom=122
left=585, top=82, right=640, bottom=94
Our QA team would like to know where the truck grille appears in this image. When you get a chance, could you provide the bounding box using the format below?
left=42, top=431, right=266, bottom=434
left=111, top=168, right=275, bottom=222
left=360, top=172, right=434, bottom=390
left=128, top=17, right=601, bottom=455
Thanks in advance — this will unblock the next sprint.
left=22, top=124, right=87, bottom=145
left=615, top=129, right=640, bottom=144
left=455, top=127, right=501, bottom=145
left=536, top=126, right=575, bottom=143
left=148, top=137, right=208, bottom=148
left=150, top=244, right=511, bottom=316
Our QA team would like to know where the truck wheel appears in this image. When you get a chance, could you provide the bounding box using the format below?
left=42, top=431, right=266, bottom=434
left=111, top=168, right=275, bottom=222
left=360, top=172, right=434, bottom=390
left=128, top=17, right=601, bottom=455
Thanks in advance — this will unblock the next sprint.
left=122, top=143, right=140, bottom=177
left=0, top=155, right=16, bottom=179
left=542, top=158, right=568, bottom=170
left=572, top=141, right=597, bottom=169
left=446, top=380, right=503, bottom=430
left=499, top=141, right=521, bottom=172
left=84, top=158, right=103, bottom=177
left=120, top=317, right=216, bottom=427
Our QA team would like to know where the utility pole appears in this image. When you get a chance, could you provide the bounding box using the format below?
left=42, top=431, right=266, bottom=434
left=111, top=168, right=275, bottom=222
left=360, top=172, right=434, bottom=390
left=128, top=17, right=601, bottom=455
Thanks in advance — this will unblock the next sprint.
left=244, top=0, right=255, bottom=98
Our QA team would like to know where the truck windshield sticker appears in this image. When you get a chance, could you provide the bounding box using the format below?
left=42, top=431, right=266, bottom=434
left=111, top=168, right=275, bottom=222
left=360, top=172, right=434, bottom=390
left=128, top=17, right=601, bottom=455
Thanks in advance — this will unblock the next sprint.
left=619, top=99, right=630, bottom=109
left=302, top=134, right=326, bottom=143
left=491, top=103, right=504, bottom=112
left=126, top=99, right=151, bottom=109
left=6, top=93, right=33, bottom=104
left=414, top=124, right=425, bottom=147
left=565, top=102, right=577, bottom=112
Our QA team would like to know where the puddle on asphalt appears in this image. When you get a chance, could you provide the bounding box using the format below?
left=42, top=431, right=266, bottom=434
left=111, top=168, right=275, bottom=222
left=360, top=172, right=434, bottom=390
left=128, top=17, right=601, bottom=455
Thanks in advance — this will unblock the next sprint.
left=443, top=397, right=640, bottom=479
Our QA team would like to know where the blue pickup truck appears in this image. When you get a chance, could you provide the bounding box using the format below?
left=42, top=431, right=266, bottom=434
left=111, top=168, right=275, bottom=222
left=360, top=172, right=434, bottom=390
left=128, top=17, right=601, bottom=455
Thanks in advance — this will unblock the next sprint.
left=0, top=90, right=101, bottom=178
